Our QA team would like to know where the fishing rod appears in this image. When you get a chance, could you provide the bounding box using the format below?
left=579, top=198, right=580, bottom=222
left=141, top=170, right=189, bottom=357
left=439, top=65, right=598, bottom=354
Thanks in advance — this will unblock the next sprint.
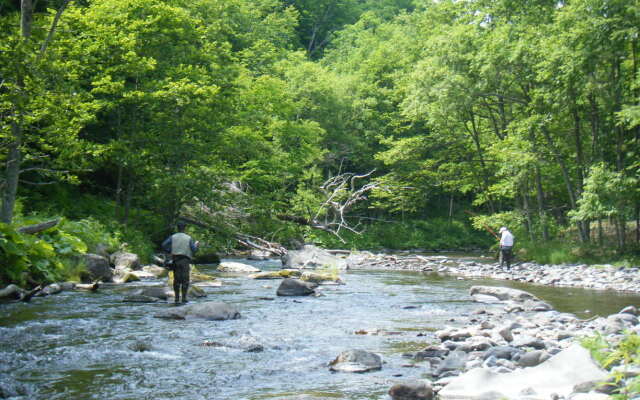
left=464, top=210, right=499, bottom=239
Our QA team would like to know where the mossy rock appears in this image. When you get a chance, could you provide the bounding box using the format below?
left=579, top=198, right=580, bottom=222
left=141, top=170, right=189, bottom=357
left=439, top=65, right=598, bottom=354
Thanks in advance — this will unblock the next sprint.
left=300, top=271, right=342, bottom=284
left=248, top=269, right=302, bottom=280
left=113, top=270, right=141, bottom=284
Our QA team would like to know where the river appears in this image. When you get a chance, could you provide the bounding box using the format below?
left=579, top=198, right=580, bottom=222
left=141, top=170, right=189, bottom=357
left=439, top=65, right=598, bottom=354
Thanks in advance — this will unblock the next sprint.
left=2, top=257, right=639, bottom=400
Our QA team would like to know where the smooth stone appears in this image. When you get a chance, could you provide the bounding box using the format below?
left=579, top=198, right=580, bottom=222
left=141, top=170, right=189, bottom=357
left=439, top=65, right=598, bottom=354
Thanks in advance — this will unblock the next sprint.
left=329, top=350, right=382, bottom=373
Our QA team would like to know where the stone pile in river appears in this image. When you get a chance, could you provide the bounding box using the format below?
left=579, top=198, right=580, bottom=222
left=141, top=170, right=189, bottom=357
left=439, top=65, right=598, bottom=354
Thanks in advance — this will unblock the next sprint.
left=346, top=252, right=640, bottom=293
left=390, top=285, right=640, bottom=400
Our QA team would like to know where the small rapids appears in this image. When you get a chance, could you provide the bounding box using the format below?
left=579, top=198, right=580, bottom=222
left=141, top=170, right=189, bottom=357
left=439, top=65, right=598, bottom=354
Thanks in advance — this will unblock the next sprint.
left=1, top=257, right=639, bottom=400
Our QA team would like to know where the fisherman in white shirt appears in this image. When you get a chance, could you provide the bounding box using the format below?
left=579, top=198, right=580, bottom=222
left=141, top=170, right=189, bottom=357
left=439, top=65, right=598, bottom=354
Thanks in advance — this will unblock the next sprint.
left=499, top=227, right=514, bottom=269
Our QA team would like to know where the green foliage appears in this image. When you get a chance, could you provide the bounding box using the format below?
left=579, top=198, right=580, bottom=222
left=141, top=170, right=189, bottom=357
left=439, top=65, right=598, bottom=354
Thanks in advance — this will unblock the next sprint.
left=60, top=218, right=118, bottom=254
left=306, top=218, right=491, bottom=251
left=570, top=163, right=638, bottom=222
left=0, top=224, right=61, bottom=286
left=581, top=332, right=640, bottom=399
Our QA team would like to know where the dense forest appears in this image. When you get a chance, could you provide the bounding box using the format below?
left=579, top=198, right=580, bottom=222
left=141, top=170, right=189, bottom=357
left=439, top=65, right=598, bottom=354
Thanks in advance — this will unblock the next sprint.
left=1, top=0, right=639, bottom=285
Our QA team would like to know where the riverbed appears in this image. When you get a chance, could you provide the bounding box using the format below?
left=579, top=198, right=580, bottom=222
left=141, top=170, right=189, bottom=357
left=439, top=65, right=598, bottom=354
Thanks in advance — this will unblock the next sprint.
left=2, top=257, right=640, bottom=400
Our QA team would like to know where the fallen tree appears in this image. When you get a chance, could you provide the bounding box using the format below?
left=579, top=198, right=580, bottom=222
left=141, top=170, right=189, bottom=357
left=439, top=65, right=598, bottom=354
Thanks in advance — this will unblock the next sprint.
left=277, top=170, right=382, bottom=243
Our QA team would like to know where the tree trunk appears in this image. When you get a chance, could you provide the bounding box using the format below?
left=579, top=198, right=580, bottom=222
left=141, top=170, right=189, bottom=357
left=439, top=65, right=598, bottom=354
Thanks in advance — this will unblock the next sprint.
left=1, top=0, right=33, bottom=224
left=1, top=122, right=23, bottom=223
left=123, top=175, right=134, bottom=225
left=529, top=128, right=549, bottom=242
left=522, top=181, right=534, bottom=242
left=115, top=163, right=123, bottom=221
left=540, top=126, right=587, bottom=242
left=467, top=110, right=495, bottom=213
left=21, top=0, right=33, bottom=38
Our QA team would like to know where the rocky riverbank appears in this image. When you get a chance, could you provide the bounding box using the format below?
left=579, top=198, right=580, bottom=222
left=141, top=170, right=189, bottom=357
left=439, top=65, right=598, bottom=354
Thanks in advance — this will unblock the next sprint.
left=386, top=284, right=640, bottom=400
left=346, top=252, right=640, bottom=293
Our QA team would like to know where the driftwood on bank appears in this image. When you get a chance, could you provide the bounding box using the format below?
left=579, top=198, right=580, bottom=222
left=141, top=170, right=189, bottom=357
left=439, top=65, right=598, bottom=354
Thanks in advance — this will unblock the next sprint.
left=17, top=218, right=60, bottom=234
left=0, top=284, right=43, bottom=301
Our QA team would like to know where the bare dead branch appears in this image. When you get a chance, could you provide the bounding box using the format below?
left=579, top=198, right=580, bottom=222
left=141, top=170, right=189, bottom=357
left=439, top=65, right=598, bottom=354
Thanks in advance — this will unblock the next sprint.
left=278, top=170, right=385, bottom=243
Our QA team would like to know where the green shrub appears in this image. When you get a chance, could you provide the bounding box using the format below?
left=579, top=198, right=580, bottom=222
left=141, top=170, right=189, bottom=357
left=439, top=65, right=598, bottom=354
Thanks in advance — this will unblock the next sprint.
left=581, top=332, right=640, bottom=398
left=0, top=223, right=67, bottom=286
left=60, top=218, right=119, bottom=254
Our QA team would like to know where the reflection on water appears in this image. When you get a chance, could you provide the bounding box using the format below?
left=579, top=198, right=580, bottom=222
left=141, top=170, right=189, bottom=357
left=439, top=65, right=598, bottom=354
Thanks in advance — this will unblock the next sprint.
left=1, top=257, right=639, bottom=399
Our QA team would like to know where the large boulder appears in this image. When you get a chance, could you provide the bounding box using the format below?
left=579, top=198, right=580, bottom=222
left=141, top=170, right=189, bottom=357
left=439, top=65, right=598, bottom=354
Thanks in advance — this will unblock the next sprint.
left=469, top=286, right=540, bottom=303
left=329, top=350, right=382, bottom=373
left=110, top=251, right=141, bottom=270
left=389, top=381, right=434, bottom=400
left=154, top=301, right=241, bottom=321
left=217, top=262, right=260, bottom=273
left=84, top=253, right=113, bottom=282
left=282, top=245, right=349, bottom=270
left=438, top=344, right=608, bottom=400
left=276, top=278, right=317, bottom=296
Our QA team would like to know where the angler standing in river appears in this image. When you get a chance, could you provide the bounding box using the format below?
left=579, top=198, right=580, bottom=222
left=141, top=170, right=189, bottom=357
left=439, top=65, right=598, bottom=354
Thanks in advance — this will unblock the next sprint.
left=162, top=222, right=199, bottom=304
left=499, top=226, right=514, bottom=270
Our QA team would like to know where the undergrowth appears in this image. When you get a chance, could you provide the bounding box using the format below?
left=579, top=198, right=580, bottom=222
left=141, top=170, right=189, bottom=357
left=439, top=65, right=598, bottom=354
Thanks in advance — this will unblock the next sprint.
left=581, top=332, right=640, bottom=398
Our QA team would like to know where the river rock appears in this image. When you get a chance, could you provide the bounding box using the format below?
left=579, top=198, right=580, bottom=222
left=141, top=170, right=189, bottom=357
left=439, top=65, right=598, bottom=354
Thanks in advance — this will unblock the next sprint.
left=110, top=251, right=141, bottom=270
left=283, top=245, right=349, bottom=270
left=217, top=262, right=260, bottom=273
left=498, top=324, right=514, bottom=342
left=620, top=305, right=638, bottom=316
left=512, top=336, right=547, bottom=350
left=143, top=265, right=169, bottom=278
left=389, top=380, right=434, bottom=400
left=469, top=286, right=539, bottom=303
left=248, top=250, right=271, bottom=260
left=483, top=346, right=520, bottom=361
left=130, top=270, right=157, bottom=279
left=133, top=286, right=171, bottom=300
left=248, top=270, right=302, bottom=279
left=276, top=278, right=317, bottom=296
left=435, top=350, right=468, bottom=376
left=329, top=349, right=382, bottom=373
left=165, top=285, right=207, bottom=299
left=438, top=343, right=608, bottom=400
left=123, top=295, right=160, bottom=303
left=84, top=253, right=113, bottom=282
left=154, top=301, right=241, bottom=320
left=517, top=350, right=551, bottom=367
left=113, top=269, right=140, bottom=284
left=300, top=271, right=343, bottom=284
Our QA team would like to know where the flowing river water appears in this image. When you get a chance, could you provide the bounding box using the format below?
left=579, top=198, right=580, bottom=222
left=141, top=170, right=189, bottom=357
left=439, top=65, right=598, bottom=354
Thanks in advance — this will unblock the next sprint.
left=2, top=256, right=640, bottom=400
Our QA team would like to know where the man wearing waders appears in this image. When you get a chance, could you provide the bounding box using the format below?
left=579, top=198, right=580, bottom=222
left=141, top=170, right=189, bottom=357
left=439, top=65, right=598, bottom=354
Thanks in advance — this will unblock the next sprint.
left=162, top=222, right=199, bottom=304
left=499, top=226, right=514, bottom=270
